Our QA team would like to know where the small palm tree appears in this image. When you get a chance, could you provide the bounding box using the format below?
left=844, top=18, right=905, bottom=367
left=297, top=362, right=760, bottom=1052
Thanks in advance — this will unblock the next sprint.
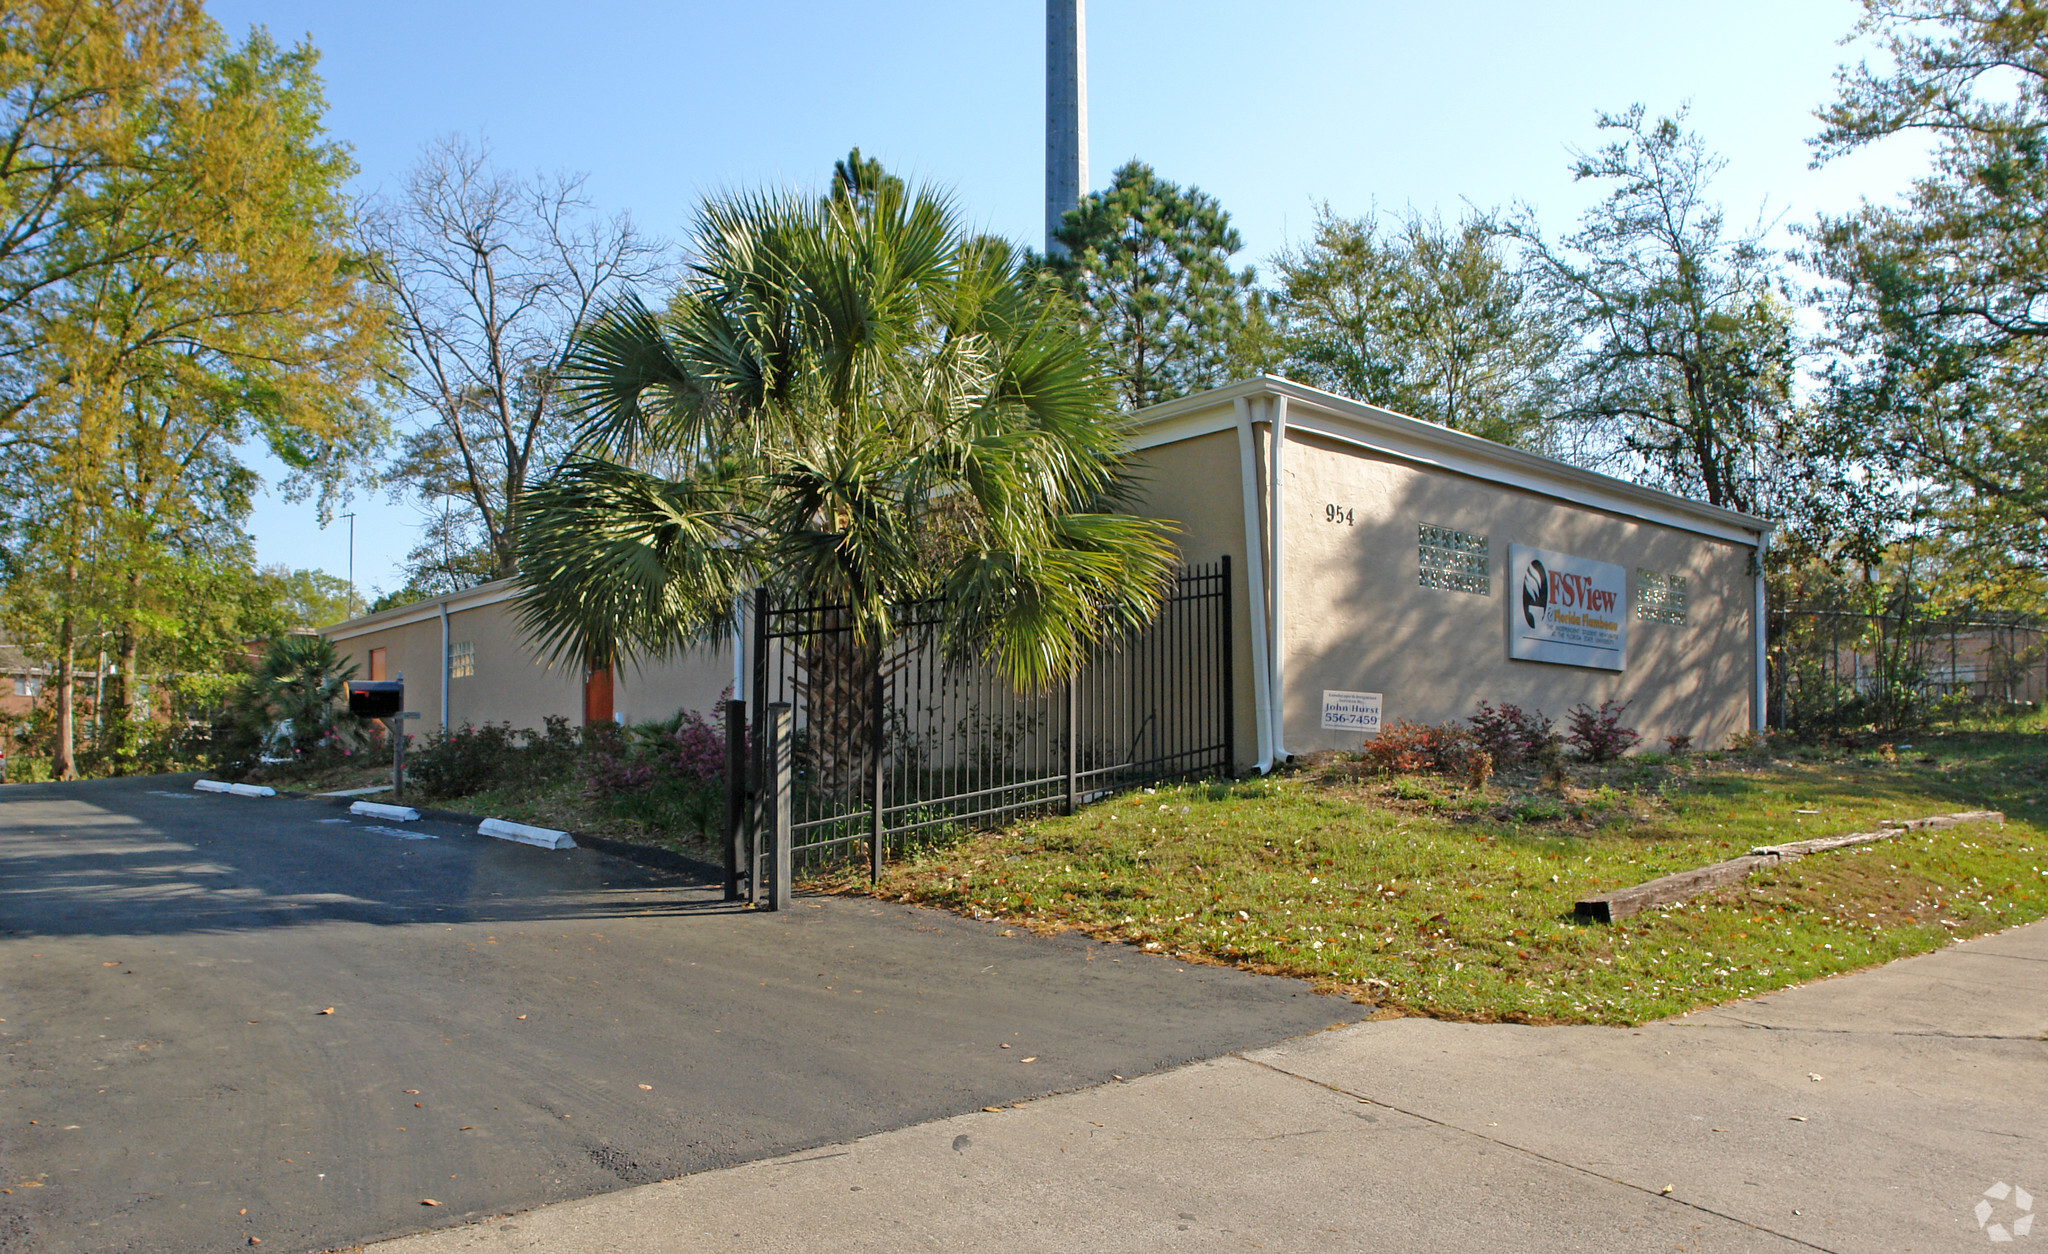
left=242, top=634, right=368, bottom=758
left=514, top=176, right=1177, bottom=790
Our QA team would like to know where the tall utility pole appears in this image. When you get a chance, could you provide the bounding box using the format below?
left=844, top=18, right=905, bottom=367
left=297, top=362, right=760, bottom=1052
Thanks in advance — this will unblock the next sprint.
left=340, top=512, right=357, bottom=616
left=1045, top=0, right=1087, bottom=256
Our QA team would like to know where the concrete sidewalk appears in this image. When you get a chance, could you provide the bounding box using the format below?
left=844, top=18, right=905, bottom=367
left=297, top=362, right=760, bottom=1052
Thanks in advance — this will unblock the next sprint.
left=362, top=922, right=2048, bottom=1254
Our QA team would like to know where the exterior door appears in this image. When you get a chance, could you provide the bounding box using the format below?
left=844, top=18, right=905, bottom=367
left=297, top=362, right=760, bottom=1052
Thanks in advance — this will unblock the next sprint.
left=583, top=667, right=613, bottom=725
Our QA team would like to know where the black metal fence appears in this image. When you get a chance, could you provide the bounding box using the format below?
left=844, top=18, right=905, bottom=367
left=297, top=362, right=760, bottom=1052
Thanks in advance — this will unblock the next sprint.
left=722, top=560, right=1234, bottom=907
left=1768, top=607, right=2046, bottom=733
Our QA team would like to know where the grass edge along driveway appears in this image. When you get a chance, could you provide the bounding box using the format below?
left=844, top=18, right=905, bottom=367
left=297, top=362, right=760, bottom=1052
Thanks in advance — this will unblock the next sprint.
left=813, top=731, right=2048, bottom=1025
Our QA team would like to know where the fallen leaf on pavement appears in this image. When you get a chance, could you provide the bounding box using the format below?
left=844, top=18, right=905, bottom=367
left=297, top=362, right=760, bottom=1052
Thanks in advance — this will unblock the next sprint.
left=1808, top=1073, right=1824, bottom=1082
left=637, top=1084, right=652, bottom=1090
left=404, top=1090, right=419, bottom=1095
left=317, top=1008, right=334, bottom=1016
left=1788, top=1116, right=1808, bottom=1122
left=1021, top=1057, right=1037, bottom=1063
left=421, top=1199, right=440, bottom=1207
left=1659, top=1185, right=1674, bottom=1195
left=982, top=1106, right=1003, bottom=1113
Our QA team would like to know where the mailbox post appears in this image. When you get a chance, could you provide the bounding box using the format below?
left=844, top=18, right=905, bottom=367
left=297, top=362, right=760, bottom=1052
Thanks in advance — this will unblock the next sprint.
left=346, top=676, right=417, bottom=799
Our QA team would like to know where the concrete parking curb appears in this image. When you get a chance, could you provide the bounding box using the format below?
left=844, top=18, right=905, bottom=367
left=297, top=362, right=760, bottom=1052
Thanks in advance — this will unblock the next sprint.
left=283, top=789, right=727, bottom=884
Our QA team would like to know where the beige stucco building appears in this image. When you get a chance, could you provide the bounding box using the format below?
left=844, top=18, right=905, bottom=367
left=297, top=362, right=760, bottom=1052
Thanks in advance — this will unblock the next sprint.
left=321, top=579, right=735, bottom=736
left=320, top=375, right=1772, bottom=770
left=1128, top=376, right=1770, bottom=769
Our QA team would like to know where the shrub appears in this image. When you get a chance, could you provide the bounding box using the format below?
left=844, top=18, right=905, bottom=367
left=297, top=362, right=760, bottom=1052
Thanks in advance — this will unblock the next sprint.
left=409, top=723, right=520, bottom=798
left=1565, top=699, right=1641, bottom=763
left=409, top=716, right=586, bottom=799
left=1360, top=720, right=1480, bottom=778
left=1664, top=732, right=1693, bottom=755
left=583, top=706, right=733, bottom=798
left=1466, top=700, right=1557, bottom=769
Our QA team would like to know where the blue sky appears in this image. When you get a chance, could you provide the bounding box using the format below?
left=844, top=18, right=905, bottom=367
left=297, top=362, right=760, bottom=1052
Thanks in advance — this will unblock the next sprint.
left=211, top=0, right=1924, bottom=599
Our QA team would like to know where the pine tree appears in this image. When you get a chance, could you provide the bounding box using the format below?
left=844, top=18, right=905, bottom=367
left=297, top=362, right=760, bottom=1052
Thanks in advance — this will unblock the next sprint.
left=1048, top=161, right=1268, bottom=410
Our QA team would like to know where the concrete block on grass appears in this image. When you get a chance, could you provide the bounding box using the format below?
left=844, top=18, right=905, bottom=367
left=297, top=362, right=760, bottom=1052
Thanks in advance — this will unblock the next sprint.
left=351, top=800, right=420, bottom=822
left=478, top=817, right=575, bottom=851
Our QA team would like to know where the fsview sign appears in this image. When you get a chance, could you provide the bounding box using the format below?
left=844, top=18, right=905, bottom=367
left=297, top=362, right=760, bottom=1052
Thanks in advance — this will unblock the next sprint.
left=1508, top=543, right=1627, bottom=671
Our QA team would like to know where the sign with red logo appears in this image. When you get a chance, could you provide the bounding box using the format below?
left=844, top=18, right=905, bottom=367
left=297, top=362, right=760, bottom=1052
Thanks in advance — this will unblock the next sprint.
left=1508, top=544, right=1627, bottom=670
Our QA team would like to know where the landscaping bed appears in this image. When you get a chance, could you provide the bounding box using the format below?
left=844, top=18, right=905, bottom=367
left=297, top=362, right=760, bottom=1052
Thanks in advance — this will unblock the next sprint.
left=240, top=717, right=730, bottom=866
left=810, top=727, right=2048, bottom=1025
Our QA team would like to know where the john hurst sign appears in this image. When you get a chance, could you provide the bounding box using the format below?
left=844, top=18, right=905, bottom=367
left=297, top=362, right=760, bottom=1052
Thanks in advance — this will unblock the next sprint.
left=1508, top=544, right=1626, bottom=671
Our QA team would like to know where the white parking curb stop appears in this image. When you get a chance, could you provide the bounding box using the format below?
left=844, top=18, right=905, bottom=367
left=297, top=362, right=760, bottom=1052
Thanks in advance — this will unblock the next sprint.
left=194, top=780, right=276, bottom=797
left=351, top=800, right=421, bottom=822
left=478, top=818, right=575, bottom=851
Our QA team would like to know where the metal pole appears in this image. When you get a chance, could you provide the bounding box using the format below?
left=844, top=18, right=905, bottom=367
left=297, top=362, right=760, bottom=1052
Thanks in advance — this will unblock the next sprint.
left=749, top=589, right=770, bottom=908
left=769, top=702, right=793, bottom=912
left=390, top=670, right=406, bottom=800
left=1064, top=673, right=1079, bottom=816
left=723, top=698, right=746, bottom=901
left=1220, top=556, right=1235, bottom=776
left=339, top=512, right=357, bottom=617
left=869, top=663, right=885, bottom=884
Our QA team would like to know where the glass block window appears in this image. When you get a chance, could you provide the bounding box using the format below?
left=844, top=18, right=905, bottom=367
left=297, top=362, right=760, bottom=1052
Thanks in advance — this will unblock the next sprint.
left=1418, top=524, right=1490, bottom=595
left=449, top=640, right=476, bottom=679
left=1636, top=569, right=1688, bottom=624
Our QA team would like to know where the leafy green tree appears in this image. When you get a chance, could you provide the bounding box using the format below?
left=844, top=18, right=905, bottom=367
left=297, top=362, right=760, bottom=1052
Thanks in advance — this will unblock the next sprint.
left=1809, top=0, right=2048, bottom=593
left=1, top=17, right=391, bottom=776
left=1271, top=205, right=1562, bottom=446
left=0, top=0, right=215, bottom=433
left=1048, top=160, right=1270, bottom=410
left=1510, top=107, right=1800, bottom=516
left=515, top=175, right=1178, bottom=764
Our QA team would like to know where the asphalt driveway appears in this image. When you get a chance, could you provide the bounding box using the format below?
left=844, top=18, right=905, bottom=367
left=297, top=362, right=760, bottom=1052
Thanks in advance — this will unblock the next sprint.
left=0, top=776, right=1363, bottom=1253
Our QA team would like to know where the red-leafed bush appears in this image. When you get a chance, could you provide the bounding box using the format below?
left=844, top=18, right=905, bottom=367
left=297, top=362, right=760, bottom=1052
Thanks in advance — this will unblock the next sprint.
left=1565, top=698, right=1641, bottom=763
left=583, top=706, right=732, bottom=798
left=1466, top=700, right=1558, bottom=769
left=1359, top=720, right=1483, bottom=777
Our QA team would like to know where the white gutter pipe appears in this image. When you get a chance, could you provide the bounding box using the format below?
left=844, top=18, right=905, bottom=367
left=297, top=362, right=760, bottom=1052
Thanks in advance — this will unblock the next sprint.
left=1266, top=393, right=1290, bottom=761
left=732, top=598, right=747, bottom=702
left=1233, top=397, right=1274, bottom=773
left=438, top=599, right=450, bottom=732
left=1754, top=530, right=1771, bottom=732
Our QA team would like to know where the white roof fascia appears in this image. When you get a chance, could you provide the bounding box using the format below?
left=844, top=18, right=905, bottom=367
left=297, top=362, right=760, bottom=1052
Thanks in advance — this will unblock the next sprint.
left=321, top=579, right=520, bottom=642
left=1128, top=376, right=1773, bottom=548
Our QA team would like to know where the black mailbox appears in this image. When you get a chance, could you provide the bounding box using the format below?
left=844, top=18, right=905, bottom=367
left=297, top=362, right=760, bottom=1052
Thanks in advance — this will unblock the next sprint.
left=348, top=680, right=404, bottom=720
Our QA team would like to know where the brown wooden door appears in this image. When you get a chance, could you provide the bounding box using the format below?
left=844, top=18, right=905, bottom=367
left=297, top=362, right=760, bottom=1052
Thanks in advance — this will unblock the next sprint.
left=583, top=667, right=613, bottom=725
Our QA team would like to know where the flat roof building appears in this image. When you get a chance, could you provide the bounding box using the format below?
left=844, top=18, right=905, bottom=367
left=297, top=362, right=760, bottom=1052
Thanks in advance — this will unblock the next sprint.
left=321, top=376, right=1771, bottom=771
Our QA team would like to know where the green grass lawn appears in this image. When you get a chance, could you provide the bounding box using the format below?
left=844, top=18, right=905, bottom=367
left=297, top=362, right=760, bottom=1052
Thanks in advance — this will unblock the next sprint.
left=816, top=727, right=2048, bottom=1025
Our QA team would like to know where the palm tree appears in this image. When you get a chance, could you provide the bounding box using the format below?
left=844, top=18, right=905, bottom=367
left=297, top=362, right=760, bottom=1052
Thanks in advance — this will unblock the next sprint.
left=514, top=176, right=1178, bottom=791
left=240, top=634, right=369, bottom=758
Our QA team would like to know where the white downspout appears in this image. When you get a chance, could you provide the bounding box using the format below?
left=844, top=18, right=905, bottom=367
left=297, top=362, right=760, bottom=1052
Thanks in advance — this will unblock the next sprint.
left=1233, top=397, right=1274, bottom=773
left=732, top=598, right=747, bottom=703
left=1267, top=393, right=1290, bottom=761
left=438, top=598, right=450, bottom=732
left=1754, top=530, right=1771, bottom=732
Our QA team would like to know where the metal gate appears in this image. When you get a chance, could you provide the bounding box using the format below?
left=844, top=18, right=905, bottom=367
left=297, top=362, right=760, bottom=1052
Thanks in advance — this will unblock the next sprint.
left=723, top=560, right=1234, bottom=907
